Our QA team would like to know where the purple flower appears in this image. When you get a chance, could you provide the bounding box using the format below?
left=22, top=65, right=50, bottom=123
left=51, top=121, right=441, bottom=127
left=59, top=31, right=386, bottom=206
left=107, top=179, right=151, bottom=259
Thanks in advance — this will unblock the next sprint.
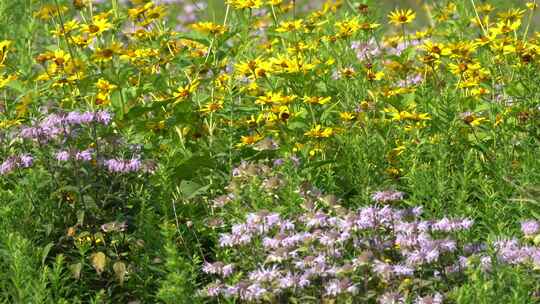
left=480, top=255, right=492, bottom=272
left=289, top=155, right=300, bottom=166
left=222, top=264, right=234, bottom=277
left=0, top=154, right=34, bottom=175
left=202, top=262, right=222, bottom=274
left=127, top=157, right=142, bottom=171
left=104, top=157, right=144, bottom=173
left=273, top=158, right=285, bottom=167
left=432, top=218, right=473, bottom=232
left=521, top=220, right=539, bottom=236
left=248, top=265, right=280, bottom=283
left=105, top=159, right=125, bottom=173
left=56, top=151, right=70, bottom=161
left=414, top=293, right=443, bottom=304
left=371, top=190, right=405, bottom=203
left=373, top=260, right=393, bottom=280
left=219, top=234, right=234, bottom=247
left=95, top=110, right=112, bottom=125
left=0, top=157, right=17, bottom=175
left=242, top=283, right=267, bottom=301
left=19, top=154, right=33, bottom=168
left=66, top=111, right=92, bottom=124
left=204, top=283, right=223, bottom=297
left=393, top=264, right=414, bottom=276
left=20, top=127, right=41, bottom=139
left=75, top=149, right=93, bottom=161
left=325, top=279, right=343, bottom=296
left=379, top=291, right=405, bottom=304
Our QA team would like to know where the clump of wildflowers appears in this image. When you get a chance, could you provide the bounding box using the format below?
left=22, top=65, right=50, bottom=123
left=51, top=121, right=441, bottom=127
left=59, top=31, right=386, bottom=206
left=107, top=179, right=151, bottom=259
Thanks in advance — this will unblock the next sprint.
left=0, top=154, right=33, bottom=175
left=203, top=198, right=476, bottom=301
left=371, top=189, right=406, bottom=203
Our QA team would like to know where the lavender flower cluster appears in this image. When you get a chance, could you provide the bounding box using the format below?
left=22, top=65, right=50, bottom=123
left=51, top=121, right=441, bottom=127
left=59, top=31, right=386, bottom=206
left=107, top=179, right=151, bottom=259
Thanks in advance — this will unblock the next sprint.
left=371, top=190, right=406, bottom=203
left=351, top=39, right=382, bottom=61
left=0, top=154, right=33, bottom=175
left=19, top=111, right=111, bottom=142
left=1, top=110, right=155, bottom=176
left=350, top=38, right=422, bottom=61
left=203, top=204, right=477, bottom=302
left=492, top=219, right=540, bottom=267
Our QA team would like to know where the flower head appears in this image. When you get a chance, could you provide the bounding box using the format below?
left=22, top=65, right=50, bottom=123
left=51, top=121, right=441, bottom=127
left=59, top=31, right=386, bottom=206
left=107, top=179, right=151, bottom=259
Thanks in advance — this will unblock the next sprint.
left=388, top=9, right=416, bottom=26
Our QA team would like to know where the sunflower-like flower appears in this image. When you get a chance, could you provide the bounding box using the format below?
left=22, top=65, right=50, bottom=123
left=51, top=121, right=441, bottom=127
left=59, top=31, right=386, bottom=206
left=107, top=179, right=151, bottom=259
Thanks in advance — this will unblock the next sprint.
left=388, top=9, right=416, bottom=26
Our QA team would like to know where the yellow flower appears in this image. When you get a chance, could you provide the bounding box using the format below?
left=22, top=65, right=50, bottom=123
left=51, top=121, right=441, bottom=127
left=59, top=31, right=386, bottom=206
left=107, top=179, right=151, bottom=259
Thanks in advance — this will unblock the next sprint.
left=339, top=112, right=355, bottom=121
left=0, top=74, right=16, bottom=89
left=303, top=96, right=331, bottom=105
left=96, top=79, right=117, bottom=93
left=385, top=108, right=431, bottom=122
left=0, top=119, right=22, bottom=129
left=497, top=8, right=526, bottom=23
left=490, top=20, right=521, bottom=36
left=95, top=91, right=111, bottom=106
left=191, top=22, right=228, bottom=35
left=414, top=29, right=431, bottom=40
left=360, top=22, right=381, bottom=31
left=200, top=99, right=224, bottom=114
left=227, top=0, right=263, bottom=9
left=51, top=20, right=80, bottom=37
left=338, top=67, right=357, bottom=79
left=173, top=80, right=200, bottom=103
left=526, top=2, right=538, bottom=10
left=235, top=57, right=273, bottom=79
left=82, top=14, right=113, bottom=36
left=276, top=20, right=305, bottom=33
left=422, top=41, right=451, bottom=58
left=470, top=87, right=490, bottom=97
left=237, top=134, right=263, bottom=147
left=446, top=41, right=477, bottom=59
left=256, top=91, right=296, bottom=105
left=304, top=125, right=333, bottom=138
left=34, top=4, right=68, bottom=20
left=0, top=40, right=11, bottom=68
left=270, top=54, right=315, bottom=74
left=388, top=9, right=416, bottom=26
left=476, top=3, right=494, bottom=14
left=71, top=35, right=92, bottom=48
left=309, top=147, right=324, bottom=157
left=386, top=167, right=402, bottom=178
left=461, top=112, right=487, bottom=127
left=470, top=117, right=486, bottom=127
left=93, top=42, right=123, bottom=62
left=128, top=2, right=154, bottom=20
left=335, top=17, right=361, bottom=37
left=366, top=69, right=385, bottom=81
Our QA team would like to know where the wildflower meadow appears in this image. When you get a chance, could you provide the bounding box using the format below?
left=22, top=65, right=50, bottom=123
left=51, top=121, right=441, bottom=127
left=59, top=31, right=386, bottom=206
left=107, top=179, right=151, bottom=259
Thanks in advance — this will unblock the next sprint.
left=1, top=0, right=540, bottom=302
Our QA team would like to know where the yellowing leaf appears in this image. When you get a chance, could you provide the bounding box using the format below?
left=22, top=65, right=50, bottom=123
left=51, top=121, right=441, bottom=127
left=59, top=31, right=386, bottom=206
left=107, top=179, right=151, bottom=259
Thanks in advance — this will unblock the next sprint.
left=91, top=252, right=107, bottom=275
left=113, top=261, right=127, bottom=285
left=69, top=262, right=82, bottom=280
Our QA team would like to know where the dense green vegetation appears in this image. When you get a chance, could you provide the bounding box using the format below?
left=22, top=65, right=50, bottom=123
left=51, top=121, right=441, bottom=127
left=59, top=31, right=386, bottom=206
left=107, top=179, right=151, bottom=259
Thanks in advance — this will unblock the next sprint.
left=1, top=0, right=540, bottom=303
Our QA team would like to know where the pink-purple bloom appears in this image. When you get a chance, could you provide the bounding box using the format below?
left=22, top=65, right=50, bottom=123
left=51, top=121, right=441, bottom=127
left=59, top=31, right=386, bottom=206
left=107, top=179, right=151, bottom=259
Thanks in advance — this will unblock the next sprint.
left=371, top=190, right=405, bottom=203
left=0, top=154, right=34, bottom=175
left=521, top=220, right=540, bottom=236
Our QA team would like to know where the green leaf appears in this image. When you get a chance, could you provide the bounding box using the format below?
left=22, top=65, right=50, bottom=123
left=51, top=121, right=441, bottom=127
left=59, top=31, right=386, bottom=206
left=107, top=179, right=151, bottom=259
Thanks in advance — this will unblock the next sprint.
left=178, top=180, right=210, bottom=200
left=41, top=243, right=54, bottom=266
